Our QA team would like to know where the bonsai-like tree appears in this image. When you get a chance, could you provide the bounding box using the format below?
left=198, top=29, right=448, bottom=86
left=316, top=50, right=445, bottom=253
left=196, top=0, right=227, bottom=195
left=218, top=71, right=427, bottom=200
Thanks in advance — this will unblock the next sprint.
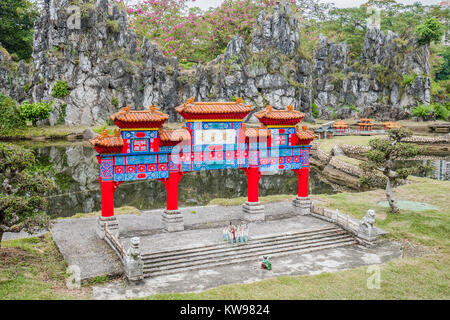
left=415, top=17, right=444, bottom=46
left=0, top=144, right=54, bottom=246
left=360, top=128, right=421, bottom=213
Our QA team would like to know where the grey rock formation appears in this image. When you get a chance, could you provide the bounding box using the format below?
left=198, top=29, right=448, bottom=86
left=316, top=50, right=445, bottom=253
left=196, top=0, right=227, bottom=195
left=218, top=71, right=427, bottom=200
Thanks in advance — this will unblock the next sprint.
left=0, top=0, right=432, bottom=124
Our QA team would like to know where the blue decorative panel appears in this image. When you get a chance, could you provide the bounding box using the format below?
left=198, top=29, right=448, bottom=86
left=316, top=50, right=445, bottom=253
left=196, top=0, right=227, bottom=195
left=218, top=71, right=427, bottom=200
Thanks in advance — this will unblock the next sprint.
left=100, top=158, right=113, bottom=181
left=122, top=130, right=158, bottom=139
left=259, top=149, right=268, bottom=158
left=159, top=146, right=172, bottom=152
left=114, top=156, right=125, bottom=166
left=248, top=151, right=258, bottom=166
left=158, top=171, right=169, bottom=179
left=280, top=148, right=292, bottom=156
left=270, top=149, right=279, bottom=157
left=158, top=154, right=168, bottom=163
left=201, top=122, right=233, bottom=130
left=180, top=163, right=192, bottom=172
left=127, top=155, right=156, bottom=165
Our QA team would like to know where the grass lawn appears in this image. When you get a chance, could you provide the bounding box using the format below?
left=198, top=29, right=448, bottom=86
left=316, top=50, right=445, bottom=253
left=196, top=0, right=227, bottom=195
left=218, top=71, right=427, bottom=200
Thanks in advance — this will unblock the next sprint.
left=318, top=135, right=377, bottom=153
left=0, top=125, right=89, bottom=139
left=57, top=206, right=141, bottom=220
left=0, top=234, right=92, bottom=300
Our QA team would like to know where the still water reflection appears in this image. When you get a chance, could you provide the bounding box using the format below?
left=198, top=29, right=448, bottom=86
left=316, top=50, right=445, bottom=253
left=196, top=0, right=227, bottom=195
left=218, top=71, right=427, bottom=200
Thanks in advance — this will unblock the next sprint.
left=31, top=142, right=337, bottom=217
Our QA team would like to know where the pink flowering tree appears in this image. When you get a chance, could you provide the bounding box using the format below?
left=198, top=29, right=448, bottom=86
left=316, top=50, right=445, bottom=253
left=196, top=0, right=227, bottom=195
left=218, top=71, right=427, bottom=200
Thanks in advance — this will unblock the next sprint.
left=115, top=0, right=298, bottom=65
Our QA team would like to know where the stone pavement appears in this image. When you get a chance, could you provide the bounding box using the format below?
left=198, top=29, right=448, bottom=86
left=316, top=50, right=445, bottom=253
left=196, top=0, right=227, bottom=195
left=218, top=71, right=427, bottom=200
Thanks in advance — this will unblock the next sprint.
left=92, top=239, right=402, bottom=300
left=50, top=200, right=401, bottom=292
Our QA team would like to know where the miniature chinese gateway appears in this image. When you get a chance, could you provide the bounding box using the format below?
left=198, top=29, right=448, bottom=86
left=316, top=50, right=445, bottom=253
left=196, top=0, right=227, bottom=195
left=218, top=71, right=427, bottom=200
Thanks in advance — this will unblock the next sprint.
left=90, top=98, right=315, bottom=232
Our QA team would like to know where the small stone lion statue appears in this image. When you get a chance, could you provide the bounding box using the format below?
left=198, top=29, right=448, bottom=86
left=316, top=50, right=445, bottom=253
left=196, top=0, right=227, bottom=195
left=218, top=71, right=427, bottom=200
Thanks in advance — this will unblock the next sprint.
left=360, top=209, right=376, bottom=235
left=126, top=237, right=141, bottom=262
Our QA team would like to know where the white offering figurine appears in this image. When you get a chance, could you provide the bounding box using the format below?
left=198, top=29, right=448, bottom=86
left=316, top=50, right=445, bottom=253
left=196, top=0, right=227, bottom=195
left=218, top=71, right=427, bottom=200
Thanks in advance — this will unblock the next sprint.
left=239, top=224, right=244, bottom=243
left=223, top=226, right=228, bottom=241
left=236, top=225, right=242, bottom=243
left=243, top=223, right=249, bottom=243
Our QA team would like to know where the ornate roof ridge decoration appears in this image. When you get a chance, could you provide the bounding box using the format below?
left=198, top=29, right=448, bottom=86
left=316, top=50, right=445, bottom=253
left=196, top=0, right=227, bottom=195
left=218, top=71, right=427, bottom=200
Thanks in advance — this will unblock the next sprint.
left=333, top=120, right=348, bottom=128
left=159, top=128, right=191, bottom=146
left=296, top=125, right=315, bottom=144
left=110, top=105, right=169, bottom=128
left=358, top=118, right=373, bottom=124
left=383, top=121, right=401, bottom=129
left=89, top=129, right=124, bottom=154
left=175, top=97, right=253, bottom=120
left=254, top=105, right=305, bottom=126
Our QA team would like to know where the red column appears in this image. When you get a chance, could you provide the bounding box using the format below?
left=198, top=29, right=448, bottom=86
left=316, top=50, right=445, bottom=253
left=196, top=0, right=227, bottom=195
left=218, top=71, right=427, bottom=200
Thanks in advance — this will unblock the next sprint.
left=294, top=167, right=309, bottom=198
left=160, top=172, right=183, bottom=211
left=101, top=180, right=115, bottom=217
left=243, top=167, right=261, bottom=203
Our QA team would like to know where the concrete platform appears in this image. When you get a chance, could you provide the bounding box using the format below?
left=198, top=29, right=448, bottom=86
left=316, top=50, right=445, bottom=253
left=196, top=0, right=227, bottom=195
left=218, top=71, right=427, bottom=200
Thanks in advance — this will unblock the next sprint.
left=51, top=200, right=396, bottom=287
left=51, top=201, right=295, bottom=280
left=92, top=239, right=402, bottom=300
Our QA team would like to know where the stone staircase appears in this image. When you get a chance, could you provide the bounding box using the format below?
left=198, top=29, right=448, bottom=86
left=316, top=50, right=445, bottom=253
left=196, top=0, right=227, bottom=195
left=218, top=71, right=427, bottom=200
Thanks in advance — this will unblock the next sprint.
left=142, top=226, right=357, bottom=278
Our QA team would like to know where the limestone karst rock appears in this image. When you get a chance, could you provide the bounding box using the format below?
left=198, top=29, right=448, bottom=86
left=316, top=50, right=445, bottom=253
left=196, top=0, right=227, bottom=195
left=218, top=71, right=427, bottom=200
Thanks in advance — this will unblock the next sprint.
left=0, top=0, right=432, bottom=124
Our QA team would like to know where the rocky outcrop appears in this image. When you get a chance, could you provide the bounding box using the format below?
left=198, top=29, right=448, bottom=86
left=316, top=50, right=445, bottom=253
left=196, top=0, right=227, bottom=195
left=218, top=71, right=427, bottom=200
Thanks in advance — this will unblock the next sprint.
left=0, top=0, right=432, bottom=125
left=312, top=26, right=431, bottom=120
left=26, top=0, right=177, bottom=125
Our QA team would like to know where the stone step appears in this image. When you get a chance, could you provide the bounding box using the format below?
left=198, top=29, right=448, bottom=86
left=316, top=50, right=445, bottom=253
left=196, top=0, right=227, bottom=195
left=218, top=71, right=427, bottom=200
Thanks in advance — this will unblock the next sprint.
left=143, top=239, right=356, bottom=278
left=142, top=231, right=348, bottom=265
left=144, top=234, right=352, bottom=268
left=141, top=226, right=341, bottom=259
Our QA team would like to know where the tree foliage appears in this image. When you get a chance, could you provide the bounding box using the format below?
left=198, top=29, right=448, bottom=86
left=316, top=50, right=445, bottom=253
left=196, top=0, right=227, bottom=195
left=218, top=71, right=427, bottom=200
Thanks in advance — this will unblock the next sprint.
left=0, top=94, right=25, bottom=133
left=19, top=101, right=53, bottom=126
left=360, top=128, right=421, bottom=213
left=435, top=46, right=450, bottom=81
left=119, top=0, right=449, bottom=63
left=0, top=144, right=55, bottom=245
left=0, top=0, right=39, bottom=61
left=415, top=17, right=444, bottom=46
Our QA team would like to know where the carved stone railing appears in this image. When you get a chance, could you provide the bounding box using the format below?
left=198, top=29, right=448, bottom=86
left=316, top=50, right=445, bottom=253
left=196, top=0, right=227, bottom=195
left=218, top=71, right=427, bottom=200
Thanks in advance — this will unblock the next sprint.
left=104, top=225, right=143, bottom=281
left=310, top=203, right=379, bottom=247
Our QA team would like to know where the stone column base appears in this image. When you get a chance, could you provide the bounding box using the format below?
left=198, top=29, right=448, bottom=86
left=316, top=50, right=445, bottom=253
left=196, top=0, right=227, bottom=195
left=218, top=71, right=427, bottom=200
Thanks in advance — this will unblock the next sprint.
left=292, top=197, right=312, bottom=215
left=162, top=210, right=184, bottom=232
left=357, top=227, right=378, bottom=247
left=242, top=202, right=265, bottom=221
left=96, top=216, right=119, bottom=239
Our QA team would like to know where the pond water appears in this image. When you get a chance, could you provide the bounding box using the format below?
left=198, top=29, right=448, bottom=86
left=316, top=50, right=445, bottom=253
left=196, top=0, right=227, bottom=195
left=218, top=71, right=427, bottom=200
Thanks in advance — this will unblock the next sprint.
left=395, top=159, right=450, bottom=181
left=28, top=142, right=337, bottom=218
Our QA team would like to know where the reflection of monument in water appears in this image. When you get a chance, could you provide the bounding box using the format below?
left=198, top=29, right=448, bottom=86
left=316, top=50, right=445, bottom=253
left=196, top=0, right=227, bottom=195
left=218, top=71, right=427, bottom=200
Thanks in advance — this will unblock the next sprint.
left=423, top=159, right=450, bottom=181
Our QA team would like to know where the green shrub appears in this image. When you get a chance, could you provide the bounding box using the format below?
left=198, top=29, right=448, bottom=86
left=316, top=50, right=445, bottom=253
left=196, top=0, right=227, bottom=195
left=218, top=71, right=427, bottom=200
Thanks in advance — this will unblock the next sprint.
left=312, top=103, right=319, bottom=118
left=402, top=73, right=416, bottom=87
left=411, top=104, right=433, bottom=120
left=106, top=19, right=119, bottom=33
left=415, top=17, right=444, bottom=46
left=111, top=97, right=119, bottom=107
left=0, top=94, right=25, bottom=133
left=57, top=104, right=67, bottom=124
left=19, top=101, right=53, bottom=126
left=51, top=80, right=70, bottom=99
left=432, top=103, right=449, bottom=121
